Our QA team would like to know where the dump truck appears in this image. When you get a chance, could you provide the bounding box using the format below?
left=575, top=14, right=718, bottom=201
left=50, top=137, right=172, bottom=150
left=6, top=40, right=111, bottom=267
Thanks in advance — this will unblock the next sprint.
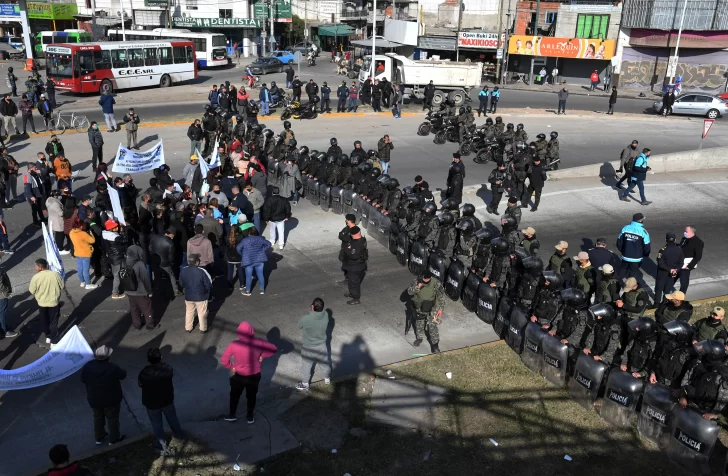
left=358, top=52, right=482, bottom=107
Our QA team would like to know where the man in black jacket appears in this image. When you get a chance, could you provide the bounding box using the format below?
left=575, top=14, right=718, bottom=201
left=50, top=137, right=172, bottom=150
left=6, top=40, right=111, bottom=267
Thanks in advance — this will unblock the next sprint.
left=187, top=119, right=203, bottom=157
left=150, top=228, right=177, bottom=299
left=0, top=94, right=20, bottom=137
left=521, top=156, right=546, bottom=212
left=677, top=225, right=704, bottom=293
left=125, top=245, right=155, bottom=330
left=87, top=122, right=104, bottom=170
left=285, top=64, right=295, bottom=89
left=292, top=76, right=303, bottom=102
left=336, top=81, right=349, bottom=113
left=305, top=79, right=319, bottom=104
left=262, top=186, right=291, bottom=250
left=81, top=345, right=127, bottom=445
left=423, top=81, right=435, bottom=111
left=342, top=226, right=367, bottom=305
left=103, top=220, right=128, bottom=299
left=138, top=347, right=184, bottom=449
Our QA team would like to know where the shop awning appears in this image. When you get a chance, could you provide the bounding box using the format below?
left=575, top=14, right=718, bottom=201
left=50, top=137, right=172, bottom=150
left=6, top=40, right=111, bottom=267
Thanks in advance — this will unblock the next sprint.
left=317, top=24, right=355, bottom=37
left=351, top=38, right=402, bottom=48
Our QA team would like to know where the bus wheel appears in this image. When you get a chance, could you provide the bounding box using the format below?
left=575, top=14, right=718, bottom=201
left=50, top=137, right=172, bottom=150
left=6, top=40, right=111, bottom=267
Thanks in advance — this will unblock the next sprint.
left=100, top=80, right=114, bottom=95
left=160, top=74, right=172, bottom=88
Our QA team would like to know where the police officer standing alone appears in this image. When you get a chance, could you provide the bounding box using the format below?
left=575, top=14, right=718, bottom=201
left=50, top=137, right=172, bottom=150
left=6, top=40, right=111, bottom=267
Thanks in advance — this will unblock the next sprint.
left=338, top=214, right=357, bottom=284
left=342, top=226, right=368, bottom=305
left=407, top=270, right=445, bottom=354
left=521, top=156, right=546, bottom=212
left=617, top=213, right=650, bottom=280
left=653, top=231, right=684, bottom=307
left=677, top=225, right=703, bottom=294
left=445, top=153, right=465, bottom=205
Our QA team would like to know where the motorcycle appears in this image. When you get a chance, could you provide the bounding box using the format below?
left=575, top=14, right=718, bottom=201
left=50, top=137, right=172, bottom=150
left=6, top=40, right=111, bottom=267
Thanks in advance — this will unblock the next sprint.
left=433, top=117, right=459, bottom=145
left=270, top=93, right=290, bottom=110
left=347, top=63, right=361, bottom=79
left=417, top=110, right=446, bottom=136
left=242, top=74, right=260, bottom=89
left=473, top=141, right=501, bottom=164
left=458, top=125, right=481, bottom=156
left=281, top=99, right=319, bottom=120
left=307, top=54, right=316, bottom=67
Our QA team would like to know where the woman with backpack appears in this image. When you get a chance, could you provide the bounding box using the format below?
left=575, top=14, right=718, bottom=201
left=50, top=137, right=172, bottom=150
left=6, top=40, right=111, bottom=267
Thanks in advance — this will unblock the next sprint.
left=69, top=218, right=98, bottom=290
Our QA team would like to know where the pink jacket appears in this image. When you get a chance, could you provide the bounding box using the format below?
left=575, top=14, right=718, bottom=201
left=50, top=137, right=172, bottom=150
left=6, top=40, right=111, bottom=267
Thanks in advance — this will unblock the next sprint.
left=221, top=322, right=277, bottom=376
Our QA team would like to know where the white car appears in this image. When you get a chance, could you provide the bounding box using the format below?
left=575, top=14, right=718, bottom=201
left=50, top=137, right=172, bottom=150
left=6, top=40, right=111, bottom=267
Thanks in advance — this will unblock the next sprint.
left=653, top=93, right=728, bottom=119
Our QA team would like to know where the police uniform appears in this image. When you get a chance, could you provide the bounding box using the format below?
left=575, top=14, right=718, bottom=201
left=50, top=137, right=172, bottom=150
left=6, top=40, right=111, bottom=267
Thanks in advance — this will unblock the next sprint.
left=693, top=314, right=728, bottom=344
left=531, top=285, right=562, bottom=329
left=342, top=233, right=368, bottom=303
left=654, top=234, right=684, bottom=305
left=595, top=274, right=620, bottom=304
left=680, top=355, right=728, bottom=416
left=407, top=276, right=445, bottom=352
left=503, top=202, right=522, bottom=226
left=487, top=167, right=507, bottom=214
left=587, top=242, right=618, bottom=289
left=546, top=138, right=559, bottom=168
left=583, top=317, right=622, bottom=366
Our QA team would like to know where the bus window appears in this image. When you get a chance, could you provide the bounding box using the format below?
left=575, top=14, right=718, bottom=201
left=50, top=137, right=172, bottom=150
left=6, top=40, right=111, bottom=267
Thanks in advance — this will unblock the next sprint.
left=144, top=48, right=160, bottom=66
left=47, top=54, right=74, bottom=78
left=129, top=48, right=144, bottom=67
left=193, top=38, right=205, bottom=53
left=111, top=49, right=128, bottom=69
left=173, top=46, right=186, bottom=64
left=93, top=50, right=112, bottom=70
left=42, top=35, right=54, bottom=45
left=159, top=47, right=173, bottom=65
left=77, top=51, right=95, bottom=75
left=186, top=46, right=194, bottom=63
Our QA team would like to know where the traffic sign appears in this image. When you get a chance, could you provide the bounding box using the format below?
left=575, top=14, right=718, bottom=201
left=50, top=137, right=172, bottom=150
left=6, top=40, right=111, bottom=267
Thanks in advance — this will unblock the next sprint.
left=496, top=48, right=503, bottom=59
left=702, top=119, right=714, bottom=139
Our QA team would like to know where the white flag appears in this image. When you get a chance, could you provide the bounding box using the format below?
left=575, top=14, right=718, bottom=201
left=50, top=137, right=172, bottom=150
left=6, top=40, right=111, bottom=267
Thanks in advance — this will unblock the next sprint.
left=209, top=139, right=221, bottom=168
left=196, top=147, right=209, bottom=178
left=107, top=186, right=127, bottom=225
left=41, top=222, right=65, bottom=279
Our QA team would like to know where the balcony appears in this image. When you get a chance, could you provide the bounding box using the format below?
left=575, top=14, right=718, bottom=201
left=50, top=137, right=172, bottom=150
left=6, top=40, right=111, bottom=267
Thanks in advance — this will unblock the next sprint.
left=341, top=8, right=367, bottom=19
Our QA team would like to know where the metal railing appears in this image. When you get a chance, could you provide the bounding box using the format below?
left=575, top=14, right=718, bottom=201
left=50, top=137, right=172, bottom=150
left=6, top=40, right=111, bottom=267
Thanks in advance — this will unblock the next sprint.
left=340, top=8, right=367, bottom=18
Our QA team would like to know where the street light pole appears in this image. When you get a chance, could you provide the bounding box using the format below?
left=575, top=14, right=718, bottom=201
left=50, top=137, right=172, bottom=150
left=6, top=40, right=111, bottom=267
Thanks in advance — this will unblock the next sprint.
left=668, top=0, right=689, bottom=84
left=370, top=0, right=376, bottom=78
left=270, top=0, right=275, bottom=53
left=494, top=0, right=504, bottom=82
left=455, top=0, right=463, bottom=61
left=120, top=0, right=126, bottom=40
left=529, top=0, right=540, bottom=84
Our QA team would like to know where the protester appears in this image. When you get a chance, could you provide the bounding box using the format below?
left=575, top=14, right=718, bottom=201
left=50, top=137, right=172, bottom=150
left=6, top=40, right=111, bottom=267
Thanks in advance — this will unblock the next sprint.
left=236, top=227, right=270, bottom=296
left=125, top=244, right=156, bottom=330
left=102, top=220, right=127, bottom=299
left=262, top=186, right=290, bottom=250
left=179, top=253, right=212, bottom=333
left=98, top=91, right=117, bottom=132
left=81, top=345, right=127, bottom=445
left=69, top=218, right=97, bottom=289
left=138, top=347, right=184, bottom=449
left=29, top=258, right=64, bottom=345
left=296, top=297, right=331, bottom=391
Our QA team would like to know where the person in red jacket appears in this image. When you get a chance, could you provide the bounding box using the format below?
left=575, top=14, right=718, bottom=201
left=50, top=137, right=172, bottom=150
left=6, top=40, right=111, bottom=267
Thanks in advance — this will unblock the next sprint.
left=221, top=321, right=277, bottom=423
left=589, top=70, right=599, bottom=91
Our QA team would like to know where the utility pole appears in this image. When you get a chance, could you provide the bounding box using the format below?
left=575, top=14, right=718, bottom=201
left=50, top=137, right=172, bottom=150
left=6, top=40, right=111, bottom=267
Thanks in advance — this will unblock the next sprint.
left=494, top=0, right=504, bottom=82
left=370, top=0, right=376, bottom=77
left=501, top=13, right=511, bottom=84
left=529, top=0, right=540, bottom=84
left=270, top=0, right=275, bottom=53
left=120, top=0, right=126, bottom=40
left=166, top=0, right=171, bottom=28
left=304, top=0, right=308, bottom=43
left=668, top=0, right=689, bottom=84
left=91, top=0, right=98, bottom=40
left=17, top=0, right=33, bottom=69
left=455, top=0, right=463, bottom=61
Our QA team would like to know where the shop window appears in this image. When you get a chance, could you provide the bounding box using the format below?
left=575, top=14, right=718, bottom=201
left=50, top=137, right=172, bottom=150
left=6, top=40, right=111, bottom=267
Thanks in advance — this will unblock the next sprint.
left=545, top=12, right=557, bottom=24
left=576, top=14, right=609, bottom=39
left=186, top=0, right=198, bottom=10
left=219, top=9, right=232, bottom=18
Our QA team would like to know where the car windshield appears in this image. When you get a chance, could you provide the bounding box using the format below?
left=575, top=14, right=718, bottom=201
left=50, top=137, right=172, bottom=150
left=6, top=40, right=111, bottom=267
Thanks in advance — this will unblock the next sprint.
left=46, top=53, right=73, bottom=78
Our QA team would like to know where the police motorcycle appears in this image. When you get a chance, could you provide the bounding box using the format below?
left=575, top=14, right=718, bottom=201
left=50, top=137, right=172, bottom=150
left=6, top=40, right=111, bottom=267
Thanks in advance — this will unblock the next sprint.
left=307, top=50, right=316, bottom=66
left=270, top=92, right=291, bottom=110
left=281, top=98, right=319, bottom=121
left=417, top=109, right=447, bottom=136
left=433, top=116, right=460, bottom=145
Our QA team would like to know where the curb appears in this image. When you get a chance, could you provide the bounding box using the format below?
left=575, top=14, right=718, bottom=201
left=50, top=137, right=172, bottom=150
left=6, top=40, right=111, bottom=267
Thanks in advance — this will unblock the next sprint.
left=380, top=339, right=506, bottom=371
left=485, top=82, right=658, bottom=101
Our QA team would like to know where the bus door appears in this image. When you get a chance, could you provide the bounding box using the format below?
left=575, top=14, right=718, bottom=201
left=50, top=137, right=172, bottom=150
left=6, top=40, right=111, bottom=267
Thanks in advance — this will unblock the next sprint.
left=75, top=50, right=97, bottom=93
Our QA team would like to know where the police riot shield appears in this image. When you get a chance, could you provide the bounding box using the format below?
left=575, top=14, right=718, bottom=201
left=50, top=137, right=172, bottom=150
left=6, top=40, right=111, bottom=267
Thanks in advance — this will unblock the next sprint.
left=360, top=201, right=371, bottom=231
left=307, top=178, right=320, bottom=206
left=342, top=189, right=357, bottom=217
left=267, top=159, right=280, bottom=186
left=600, top=370, right=644, bottom=428
left=493, top=296, right=512, bottom=339
left=408, top=240, right=429, bottom=276
left=567, top=354, right=607, bottom=411
left=506, top=303, right=529, bottom=355
left=427, top=252, right=447, bottom=283
left=541, top=334, right=569, bottom=387
left=521, top=323, right=547, bottom=374
left=462, top=273, right=481, bottom=312
left=638, top=383, right=677, bottom=449
left=366, top=207, right=381, bottom=236
left=320, top=184, right=332, bottom=212
left=395, top=232, right=410, bottom=267
left=444, top=260, right=467, bottom=301
left=388, top=222, right=400, bottom=255
left=476, top=282, right=498, bottom=323
left=351, top=193, right=363, bottom=224
left=376, top=214, right=391, bottom=249
left=330, top=186, right=344, bottom=215
left=666, top=407, right=720, bottom=475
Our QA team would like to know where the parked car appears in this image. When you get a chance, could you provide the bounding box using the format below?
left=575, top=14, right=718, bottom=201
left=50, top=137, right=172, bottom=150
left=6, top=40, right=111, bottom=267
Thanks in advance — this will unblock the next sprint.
left=266, top=50, right=295, bottom=64
left=652, top=93, right=728, bottom=119
left=246, top=57, right=285, bottom=75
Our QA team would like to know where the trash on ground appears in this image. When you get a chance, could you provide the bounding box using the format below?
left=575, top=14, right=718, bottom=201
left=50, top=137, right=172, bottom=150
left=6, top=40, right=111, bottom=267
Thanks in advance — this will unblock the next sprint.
left=331, top=449, right=338, bottom=454
left=387, top=369, right=392, bottom=375
left=489, top=438, right=499, bottom=446
left=423, top=450, right=431, bottom=461
left=233, top=463, right=241, bottom=471
left=446, top=372, right=452, bottom=379
left=564, top=455, right=572, bottom=462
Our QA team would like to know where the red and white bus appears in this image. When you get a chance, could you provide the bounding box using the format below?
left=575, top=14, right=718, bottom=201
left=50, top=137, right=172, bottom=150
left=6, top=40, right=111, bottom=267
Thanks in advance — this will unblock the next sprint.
left=46, top=40, right=197, bottom=94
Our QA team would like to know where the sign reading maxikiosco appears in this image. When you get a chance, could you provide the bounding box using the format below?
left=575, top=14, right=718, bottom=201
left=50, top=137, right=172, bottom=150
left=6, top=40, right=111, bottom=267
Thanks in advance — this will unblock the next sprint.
left=172, top=17, right=261, bottom=28
left=457, top=32, right=499, bottom=50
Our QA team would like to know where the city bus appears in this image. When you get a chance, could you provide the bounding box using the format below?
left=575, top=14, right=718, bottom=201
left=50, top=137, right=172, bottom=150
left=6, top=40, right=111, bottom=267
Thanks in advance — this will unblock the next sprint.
left=34, top=30, right=94, bottom=56
left=45, top=40, right=197, bottom=94
left=107, top=29, right=229, bottom=69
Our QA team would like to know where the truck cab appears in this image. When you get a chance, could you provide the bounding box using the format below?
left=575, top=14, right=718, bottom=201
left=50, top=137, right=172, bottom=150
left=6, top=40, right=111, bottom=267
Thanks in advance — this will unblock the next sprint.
left=358, top=55, right=393, bottom=84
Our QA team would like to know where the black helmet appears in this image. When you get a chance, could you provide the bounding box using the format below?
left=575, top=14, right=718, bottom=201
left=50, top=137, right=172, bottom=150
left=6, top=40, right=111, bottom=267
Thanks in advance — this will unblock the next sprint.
left=485, top=117, right=494, bottom=125
left=354, top=140, right=362, bottom=147
left=407, top=194, right=424, bottom=208
left=506, top=123, right=514, bottom=130
left=357, top=162, right=372, bottom=173
left=588, top=303, right=616, bottom=326
left=236, top=115, right=243, bottom=122
left=537, top=133, right=546, bottom=140
left=316, top=152, right=327, bottom=161
left=491, top=237, right=509, bottom=255
left=455, top=218, right=475, bottom=234
left=495, top=116, right=503, bottom=124
left=501, top=215, right=517, bottom=228
left=204, top=104, right=213, bottom=113
left=367, top=149, right=378, bottom=158
left=310, top=149, right=319, bottom=157
left=377, top=174, right=390, bottom=184
left=288, top=139, right=297, bottom=148
left=350, top=155, right=361, bottom=166
left=693, top=340, right=727, bottom=363
left=628, top=317, right=657, bottom=339
left=542, top=270, right=563, bottom=289
left=516, top=123, right=524, bottom=131
left=340, top=153, right=350, bottom=163
left=461, top=203, right=476, bottom=217
left=328, top=153, right=338, bottom=164
left=474, top=227, right=493, bottom=244
left=459, top=107, right=466, bottom=114
left=283, top=120, right=291, bottom=129
left=299, top=145, right=309, bottom=155
left=514, top=246, right=530, bottom=262
left=370, top=169, right=381, bottom=179
left=438, top=212, right=455, bottom=226
left=466, top=105, right=472, bottom=113
left=441, top=198, right=459, bottom=211
left=550, top=131, right=559, bottom=139
left=515, top=141, right=526, bottom=150
left=252, top=124, right=263, bottom=134
left=387, top=178, right=400, bottom=190
left=330, top=138, right=338, bottom=145
left=522, top=256, right=544, bottom=276
left=423, top=202, right=437, bottom=216
left=663, top=320, right=694, bottom=344
left=560, top=288, right=587, bottom=308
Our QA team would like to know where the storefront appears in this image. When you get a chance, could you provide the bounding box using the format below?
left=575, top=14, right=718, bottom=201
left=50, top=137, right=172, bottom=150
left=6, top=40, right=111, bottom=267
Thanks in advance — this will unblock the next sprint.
left=27, top=2, right=78, bottom=32
left=457, top=31, right=499, bottom=79
left=415, top=34, right=457, bottom=60
left=507, top=35, right=616, bottom=85
left=171, top=17, right=261, bottom=57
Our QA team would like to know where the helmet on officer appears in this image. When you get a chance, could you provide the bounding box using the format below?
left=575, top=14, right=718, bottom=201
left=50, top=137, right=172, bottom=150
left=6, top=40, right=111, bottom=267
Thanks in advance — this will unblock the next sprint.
left=491, top=237, right=509, bottom=255
left=461, top=203, right=476, bottom=217
left=550, top=131, right=559, bottom=139
left=283, top=120, right=292, bottom=130
left=516, top=123, right=524, bottom=131
left=330, top=137, right=338, bottom=145
left=422, top=202, right=437, bottom=216
left=299, top=145, right=309, bottom=155
left=506, top=123, right=514, bottom=130
left=367, top=149, right=378, bottom=158
left=441, top=198, right=459, bottom=211
left=537, top=133, right=546, bottom=140
left=628, top=317, right=657, bottom=340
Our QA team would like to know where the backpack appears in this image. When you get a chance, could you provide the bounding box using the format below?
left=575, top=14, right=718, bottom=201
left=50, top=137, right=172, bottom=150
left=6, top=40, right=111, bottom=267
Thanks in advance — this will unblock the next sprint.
left=0, top=266, right=12, bottom=296
left=624, top=155, right=637, bottom=173
left=119, top=265, right=138, bottom=292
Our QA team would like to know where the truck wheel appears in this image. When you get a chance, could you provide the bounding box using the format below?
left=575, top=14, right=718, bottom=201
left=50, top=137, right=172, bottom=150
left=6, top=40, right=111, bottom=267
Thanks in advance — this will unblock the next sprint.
left=448, top=90, right=466, bottom=107
left=432, top=90, right=445, bottom=107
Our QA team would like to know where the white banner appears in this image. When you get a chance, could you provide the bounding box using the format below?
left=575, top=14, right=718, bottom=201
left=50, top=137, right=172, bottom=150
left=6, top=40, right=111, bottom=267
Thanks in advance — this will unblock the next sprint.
left=196, top=147, right=209, bottom=178
left=107, top=186, right=127, bottom=226
left=209, top=139, right=220, bottom=168
left=111, top=140, right=166, bottom=174
left=42, top=222, right=65, bottom=279
left=0, top=326, right=93, bottom=390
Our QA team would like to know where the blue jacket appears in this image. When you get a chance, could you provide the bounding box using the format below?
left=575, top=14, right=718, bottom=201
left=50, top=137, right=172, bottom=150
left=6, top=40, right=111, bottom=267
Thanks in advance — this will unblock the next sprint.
left=630, top=153, right=649, bottom=181
left=321, top=86, right=331, bottom=100
left=236, top=235, right=271, bottom=267
left=98, top=94, right=115, bottom=114
left=491, top=90, right=500, bottom=100
left=617, top=221, right=651, bottom=262
left=208, top=89, right=219, bottom=105
left=479, top=90, right=490, bottom=101
left=259, top=88, right=270, bottom=103
left=179, top=265, right=212, bottom=302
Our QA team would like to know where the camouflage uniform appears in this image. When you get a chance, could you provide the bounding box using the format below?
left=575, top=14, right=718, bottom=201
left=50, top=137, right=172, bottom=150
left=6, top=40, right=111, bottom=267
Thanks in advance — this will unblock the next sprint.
left=407, top=278, right=446, bottom=344
left=535, top=138, right=548, bottom=161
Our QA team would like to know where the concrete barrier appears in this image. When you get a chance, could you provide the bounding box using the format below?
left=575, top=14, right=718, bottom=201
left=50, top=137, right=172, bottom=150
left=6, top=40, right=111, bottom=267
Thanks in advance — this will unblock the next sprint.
left=549, top=146, right=728, bottom=179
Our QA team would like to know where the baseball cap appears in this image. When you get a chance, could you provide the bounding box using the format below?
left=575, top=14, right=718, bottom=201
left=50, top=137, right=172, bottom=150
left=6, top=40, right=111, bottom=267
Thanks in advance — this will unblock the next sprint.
left=712, top=306, right=725, bottom=318
left=104, top=219, right=118, bottom=231
left=554, top=241, right=568, bottom=251
left=622, top=277, right=638, bottom=293
left=596, top=237, right=607, bottom=245
left=632, top=213, right=645, bottom=222
left=521, top=226, right=536, bottom=235
left=666, top=231, right=676, bottom=242
left=665, top=290, right=685, bottom=301
left=599, top=264, right=614, bottom=274
left=574, top=251, right=589, bottom=261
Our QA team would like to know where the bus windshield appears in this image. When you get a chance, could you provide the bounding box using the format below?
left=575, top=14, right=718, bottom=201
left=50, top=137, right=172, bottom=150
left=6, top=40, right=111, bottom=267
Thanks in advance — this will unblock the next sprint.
left=47, top=53, right=73, bottom=78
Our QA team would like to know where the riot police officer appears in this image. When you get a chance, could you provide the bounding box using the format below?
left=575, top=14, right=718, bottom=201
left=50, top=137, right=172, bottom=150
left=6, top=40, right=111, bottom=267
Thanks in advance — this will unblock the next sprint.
left=500, top=215, right=520, bottom=253
left=407, top=270, right=446, bottom=353
left=487, top=162, right=507, bottom=215
left=298, top=147, right=312, bottom=176
left=416, top=202, right=439, bottom=248
left=338, top=214, right=357, bottom=282
left=484, top=237, right=512, bottom=293
left=479, top=117, right=496, bottom=141
left=471, top=228, right=493, bottom=275
left=654, top=231, right=684, bottom=306
left=342, top=226, right=368, bottom=305
left=649, top=320, right=694, bottom=388
left=381, top=178, right=402, bottom=214
left=515, top=255, right=543, bottom=309
left=324, top=154, right=341, bottom=186
left=550, top=288, right=589, bottom=359
left=352, top=161, right=371, bottom=193
left=535, top=133, right=548, bottom=162
left=546, top=131, right=560, bottom=169
left=617, top=317, right=658, bottom=378
left=511, top=147, right=530, bottom=207
left=358, top=168, right=381, bottom=198
left=460, top=203, right=481, bottom=230
left=679, top=340, right=728, bottom=420
left=494, top=116, right=505, bottom=136
left=531, top=270, right=563, bottom=330
left=434, top=210, right=457, bottom=261
left=519, top=226, right=540, bottom=256
left=582, top=303, right=622, bottom=366
left=453, top=217, right=478, bottom=269
left=502, top=123, right=516, bottom=145
left=351, top=140, right=367, bottom=164
left=403, top=194, right=424, bottom=241
left=280, top=120, right=296, bottom=145
left=233, top=115, right=246, bottom=140
left=514, top=123, right=528, bottom=143
left=595, top=263, right=620, bottom=304
left=504, top=196, right=522, bottom=226
left=692, top=306, right=727, bottom=344
left=335, top=155, right=353, bottom=188
left=328, top=137, right=342, bottom=157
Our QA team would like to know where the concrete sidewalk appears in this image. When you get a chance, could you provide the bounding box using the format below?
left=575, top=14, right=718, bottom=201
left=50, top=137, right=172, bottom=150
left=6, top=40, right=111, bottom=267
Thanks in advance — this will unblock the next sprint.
left=485, top=80, right=662, bottom=101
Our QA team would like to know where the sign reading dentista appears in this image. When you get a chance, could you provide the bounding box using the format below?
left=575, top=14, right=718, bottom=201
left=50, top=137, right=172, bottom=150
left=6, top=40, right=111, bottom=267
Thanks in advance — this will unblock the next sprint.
left=457, top=32, right=499, bottom=49
left=508, top=36, right=616, bottom=60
